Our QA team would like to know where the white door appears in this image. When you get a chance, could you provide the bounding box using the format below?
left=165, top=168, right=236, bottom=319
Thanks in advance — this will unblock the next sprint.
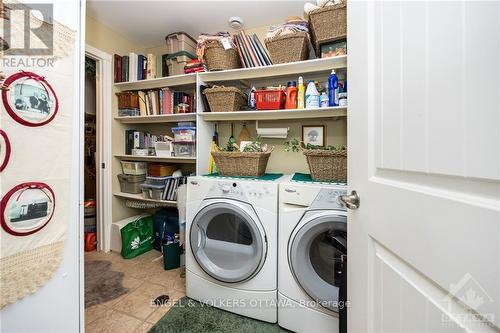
left=347, top=1, right=500, bottom=332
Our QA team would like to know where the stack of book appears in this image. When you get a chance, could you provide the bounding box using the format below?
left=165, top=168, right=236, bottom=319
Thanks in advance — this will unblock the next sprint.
left=124, top=130, right=170, bottom=155
left=136, top=89, right=194, bottom=116
left=114, top=53, right=158, bottom=83
left=184, top=59, right=205, bottom=74
left=233, top=31, right=273, bottom=68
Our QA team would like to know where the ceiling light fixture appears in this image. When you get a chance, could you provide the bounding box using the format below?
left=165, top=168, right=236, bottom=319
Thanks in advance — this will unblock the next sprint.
left=228, top=16, right=244, bottom=30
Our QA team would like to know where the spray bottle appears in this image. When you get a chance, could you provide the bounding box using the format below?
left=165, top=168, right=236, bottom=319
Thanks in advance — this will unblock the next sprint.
left=297, top=76, right=305, bottom=109
left=328, top=69, right=339, bottom=106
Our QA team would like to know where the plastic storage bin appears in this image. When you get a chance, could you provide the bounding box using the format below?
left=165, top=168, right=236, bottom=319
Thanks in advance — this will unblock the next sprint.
left=145, top=176, right=171, bottom=186
left=255, top=90, right=286, bottom=110
left=171, top=127, right=196, bottom=142
left=166, top=51, right=197, bottom=76
left=154, top=141, right=173, bottom=157
left=148, top=164, right=176, bottom=177
left=141, top=183, right=166, bottom=200
left=118, top=174, right=146, bottom=194
left=165, top=32, right=197, bottom=54
left=173, top=142, right=196, bottom=157
left=120, top=161, right=147, bottom=175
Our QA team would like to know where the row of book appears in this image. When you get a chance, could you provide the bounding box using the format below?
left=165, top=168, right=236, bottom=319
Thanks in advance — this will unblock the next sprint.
left=135, top=89, right=193, bottom=116
left=157, top=176, right=187, bottom=202
left=233, top=31, right=273, bottom=68
left=114, top=53, right=158, bottom=83
left=124, top=130, right=169, bottom=154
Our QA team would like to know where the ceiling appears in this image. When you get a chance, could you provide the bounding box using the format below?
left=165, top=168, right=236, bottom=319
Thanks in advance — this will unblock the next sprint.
left=87, top=1, right=309, bottom=49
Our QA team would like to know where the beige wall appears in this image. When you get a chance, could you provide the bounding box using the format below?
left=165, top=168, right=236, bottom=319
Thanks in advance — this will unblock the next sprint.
left=86, top=15, right=147, bottom=222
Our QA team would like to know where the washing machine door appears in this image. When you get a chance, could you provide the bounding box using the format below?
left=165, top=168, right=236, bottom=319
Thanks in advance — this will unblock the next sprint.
left=289, top=212, right=347, bottom=312
left=190, top=200, right=267, bottom=283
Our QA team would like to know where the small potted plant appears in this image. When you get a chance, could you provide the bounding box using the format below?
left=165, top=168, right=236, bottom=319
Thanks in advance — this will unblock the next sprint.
left=284, top=138, right=347, bottom=182
left=211, top=136, right=274, bottom=177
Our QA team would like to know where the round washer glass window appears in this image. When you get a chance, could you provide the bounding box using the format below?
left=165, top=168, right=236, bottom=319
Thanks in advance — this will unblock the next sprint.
left=289, top=214, right=347, bottom=312
left=190, top=202, right=266, bottom=283
left=2, top=72, right=58, bottom=127
left=1, top=182, right=56, bottom=236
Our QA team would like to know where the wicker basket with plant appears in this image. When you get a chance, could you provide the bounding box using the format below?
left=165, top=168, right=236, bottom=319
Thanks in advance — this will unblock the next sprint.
left=284, top=138, right=346, bottom=182
left=211, top=137, right=273, bottom=177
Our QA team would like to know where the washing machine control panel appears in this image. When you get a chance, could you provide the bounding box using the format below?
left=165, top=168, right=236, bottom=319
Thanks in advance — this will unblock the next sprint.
left=208, top=181, right=274, bottom=201
left=311, top=188, right=348, bottom=211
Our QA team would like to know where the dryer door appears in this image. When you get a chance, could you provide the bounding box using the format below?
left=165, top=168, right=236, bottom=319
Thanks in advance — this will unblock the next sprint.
left=190, top=200, right=267, bottom=283
left=289, top=213, right=347, bottom=312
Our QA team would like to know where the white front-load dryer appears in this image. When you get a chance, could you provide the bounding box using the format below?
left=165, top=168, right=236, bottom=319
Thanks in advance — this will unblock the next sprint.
left=186, top=176, right=280, bottom=323
left=278, top=180, right=347, bottom=333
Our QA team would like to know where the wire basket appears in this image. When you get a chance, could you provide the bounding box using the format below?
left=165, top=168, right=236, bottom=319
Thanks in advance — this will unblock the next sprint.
left=203, top=41, right=241, bottom=71
left=211, top=149, right=273, bottom=177
left=302, top=149, right=347, bottom=182
left=308, top=1, right=347, bottom=55
left=265, top=32, right=309, bottom=64
left=203, top=86, right=246, bottom=112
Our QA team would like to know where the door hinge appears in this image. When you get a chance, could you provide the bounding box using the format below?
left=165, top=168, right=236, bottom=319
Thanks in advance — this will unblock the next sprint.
left=101, top=163, right=105, bottom=169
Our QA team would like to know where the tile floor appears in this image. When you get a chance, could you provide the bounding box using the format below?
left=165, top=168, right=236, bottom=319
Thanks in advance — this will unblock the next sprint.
left=85, top=250, right=186, bottom=333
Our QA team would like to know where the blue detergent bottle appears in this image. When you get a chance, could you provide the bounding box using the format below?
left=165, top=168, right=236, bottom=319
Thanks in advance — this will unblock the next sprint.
left=328, top=69, right=339, bottom=106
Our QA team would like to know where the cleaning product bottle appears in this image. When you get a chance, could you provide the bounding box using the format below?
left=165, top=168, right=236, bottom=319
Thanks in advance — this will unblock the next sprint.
left=320, top=92, right=329, bottom=108
left=248, top=86, right=256, bottom=110
left=285, top=81, right=298, bottom=109
left=297, top=76, right=305, bottom=109
left=328, top=69, right=339, bottom=106
left=305, top=80, right=320, bottom=108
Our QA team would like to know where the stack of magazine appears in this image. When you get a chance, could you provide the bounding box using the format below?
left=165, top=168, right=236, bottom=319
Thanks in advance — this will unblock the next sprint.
left=233, top=30, right=273, bottom=68
left=162, top=176, right=188, bottom=201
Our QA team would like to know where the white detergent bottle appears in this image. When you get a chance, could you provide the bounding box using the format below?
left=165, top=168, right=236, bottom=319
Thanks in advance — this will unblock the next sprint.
left=305, top=80, right=320, bottom=108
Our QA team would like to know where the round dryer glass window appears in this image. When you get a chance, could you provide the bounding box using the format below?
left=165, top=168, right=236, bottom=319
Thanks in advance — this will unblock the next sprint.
left=190, top=201, right=266, bottom=283
left=289, top=214, right=347, bottom=312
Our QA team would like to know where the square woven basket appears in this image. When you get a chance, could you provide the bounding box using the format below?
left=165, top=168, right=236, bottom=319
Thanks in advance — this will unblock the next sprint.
left=308, top=1, right=347, bottom=55
left=203, top=41, right=241, bottom=71
left=203, top=86, right=246, bottom=112
left=265, top=32, right=309, bottom=64
left=303, top=149, right=347, bottom=182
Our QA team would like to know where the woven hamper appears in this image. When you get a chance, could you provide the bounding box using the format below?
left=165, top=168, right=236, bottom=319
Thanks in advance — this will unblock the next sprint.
left=203, top=41, right=241, bottom=71
left=265, top=32, right=309, bottom=64
left=308, top=1, right=347, bottom=55
left=203, top=86, right=246, bottom=112
left=211, top=150, right=272, bottom=177
left=303, top=149, right=347, bottom=182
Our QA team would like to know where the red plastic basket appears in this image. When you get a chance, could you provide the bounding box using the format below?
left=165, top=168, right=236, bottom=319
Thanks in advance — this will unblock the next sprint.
left=255, top=90, right=286, bottom=110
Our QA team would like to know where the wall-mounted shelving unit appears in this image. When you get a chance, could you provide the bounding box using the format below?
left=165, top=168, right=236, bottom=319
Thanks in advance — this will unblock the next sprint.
left=113, top=192, right=177, bottom=206
left=111, top=55, right=348, bottom=210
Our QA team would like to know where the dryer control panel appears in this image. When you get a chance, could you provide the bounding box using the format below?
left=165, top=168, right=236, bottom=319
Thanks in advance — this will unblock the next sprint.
left=208, top=181, right=275, bottom=202
left=311, top=188, right=348, bottom=211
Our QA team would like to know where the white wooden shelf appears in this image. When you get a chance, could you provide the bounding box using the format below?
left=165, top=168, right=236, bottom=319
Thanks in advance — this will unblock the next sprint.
left=114, top=154, right=196, bottom=163
left=198, top=106, right=347, bottom=121
left=115, top=113, right=196, bottom=124
left=113, top=192, right=176, bottom=206
left=114, top=73, right=197, bottom=90
left=199, top=56, right=347, bottom=82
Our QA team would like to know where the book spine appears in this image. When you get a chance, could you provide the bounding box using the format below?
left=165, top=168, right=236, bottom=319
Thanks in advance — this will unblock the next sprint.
left=234, top=35, right=248, bottom=68
left=238, top=35, right=253, bottom=68
left=240, top=31, right=259, bottom=67
left=253, top=34, right=272, bottom=66
left=114, top=54, right=122, bottom=82
left=133, top=131, right=140, bottom=150
left=245, top=32, right=263, bottom=66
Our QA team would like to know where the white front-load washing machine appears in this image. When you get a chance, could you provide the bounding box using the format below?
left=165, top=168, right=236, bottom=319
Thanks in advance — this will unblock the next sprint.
left=278, top=180, right=347, bottom=333
left=186, top=176, right=281, bottom=323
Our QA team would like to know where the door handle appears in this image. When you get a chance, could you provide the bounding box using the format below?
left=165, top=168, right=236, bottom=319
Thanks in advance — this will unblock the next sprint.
left=340, top=191, right=360, bottom=210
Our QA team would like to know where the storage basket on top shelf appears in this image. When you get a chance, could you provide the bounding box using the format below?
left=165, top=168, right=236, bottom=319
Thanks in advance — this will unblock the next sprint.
left=203, top=86, right=246, bottom=112
left=203, top=40, right=241, bottom=71
left=302, top=148, right=347, bottom=182
left=308, top=1, right=347, bottom=55
left=211, top=149, right=273, bottom=177
left=264, top=32, right=309, bottom=64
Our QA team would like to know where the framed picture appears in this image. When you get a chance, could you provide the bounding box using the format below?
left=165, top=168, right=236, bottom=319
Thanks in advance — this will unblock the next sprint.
left=302, top=125, right=325, bottom=147
left=1, top=182, right=56, bottom=236
left=1, top=71, right=59, bottom=127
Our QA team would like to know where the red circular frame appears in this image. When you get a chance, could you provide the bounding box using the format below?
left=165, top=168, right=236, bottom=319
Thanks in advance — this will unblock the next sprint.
left=1, top=71, right=59, bottom=127
left=0, top=182, right=56, bottom=236
left=0, top=130, right=11, bottom=172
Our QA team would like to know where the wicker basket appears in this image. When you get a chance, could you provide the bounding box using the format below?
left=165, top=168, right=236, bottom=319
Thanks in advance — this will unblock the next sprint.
left=203, top=41, right=241, bottom=71
left=211, top=150, right=273, bottom=177
left=116, top=92, right=139, bottom=109
left=308, top=1, right=347, bottom=55
left=265, top=32, right=309, bottom=64
left=303, top=149, right=347, bottom=182
left=203, top=86, right=246, bottom=112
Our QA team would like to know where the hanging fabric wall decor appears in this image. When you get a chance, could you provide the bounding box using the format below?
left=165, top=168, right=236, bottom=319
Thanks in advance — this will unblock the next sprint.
left=0, top=1, right=76, bottom=308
